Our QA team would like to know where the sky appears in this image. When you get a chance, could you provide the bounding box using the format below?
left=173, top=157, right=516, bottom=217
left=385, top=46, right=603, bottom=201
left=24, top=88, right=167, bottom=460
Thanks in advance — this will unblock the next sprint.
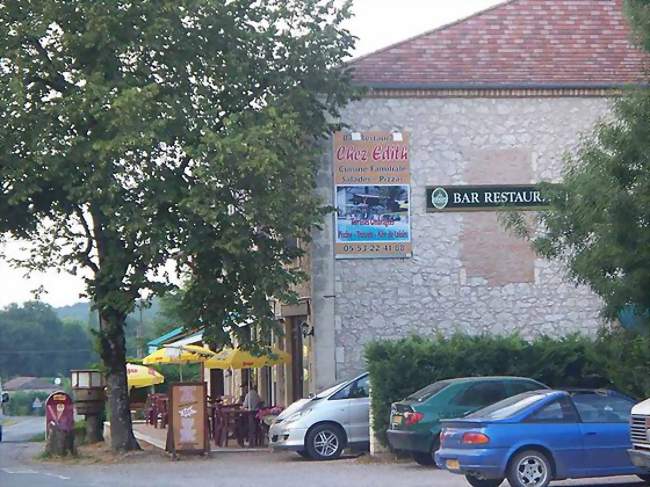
left=0, top=0, right=504, bottom=308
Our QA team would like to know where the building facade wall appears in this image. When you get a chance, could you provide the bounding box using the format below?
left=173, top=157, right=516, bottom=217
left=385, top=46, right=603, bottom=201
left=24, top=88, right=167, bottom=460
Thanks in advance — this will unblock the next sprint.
left=312, top=95, right=612, bottom=382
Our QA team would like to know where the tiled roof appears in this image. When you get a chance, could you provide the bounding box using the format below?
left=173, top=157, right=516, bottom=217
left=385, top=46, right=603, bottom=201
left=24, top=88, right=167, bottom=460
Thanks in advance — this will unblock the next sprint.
left=350, top=0, right=648, bottom=87
left=4, top=376, right=57, bottom=392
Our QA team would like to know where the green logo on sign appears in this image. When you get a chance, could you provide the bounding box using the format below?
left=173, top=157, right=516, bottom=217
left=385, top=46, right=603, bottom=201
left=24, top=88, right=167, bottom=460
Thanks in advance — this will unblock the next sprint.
left=431, top=187, right=449, bottom=210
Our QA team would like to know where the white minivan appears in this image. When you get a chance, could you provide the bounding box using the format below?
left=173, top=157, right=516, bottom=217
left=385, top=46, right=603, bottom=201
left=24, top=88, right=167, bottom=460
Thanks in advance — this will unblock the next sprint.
left=268, top=372, right=369, bottom=460
left=629, top=397, right=650, bottom=474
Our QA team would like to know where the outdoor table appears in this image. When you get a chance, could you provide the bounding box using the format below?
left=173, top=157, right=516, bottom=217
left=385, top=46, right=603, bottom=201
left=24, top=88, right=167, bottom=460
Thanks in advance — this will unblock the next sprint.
left=145, top=393, right=169, bottom=429
left=213, top=407, right=260, bottom=447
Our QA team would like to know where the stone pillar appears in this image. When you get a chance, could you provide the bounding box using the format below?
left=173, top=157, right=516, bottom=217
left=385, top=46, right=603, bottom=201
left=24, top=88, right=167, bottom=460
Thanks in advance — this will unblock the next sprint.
left=311, top=136, right=337, bottom=390
left=369, top=383, right=389, bottom=456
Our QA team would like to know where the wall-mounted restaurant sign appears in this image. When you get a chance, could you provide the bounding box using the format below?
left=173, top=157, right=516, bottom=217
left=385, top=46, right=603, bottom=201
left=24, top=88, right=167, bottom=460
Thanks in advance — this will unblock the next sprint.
left=426, top=185, right=547, bottom=212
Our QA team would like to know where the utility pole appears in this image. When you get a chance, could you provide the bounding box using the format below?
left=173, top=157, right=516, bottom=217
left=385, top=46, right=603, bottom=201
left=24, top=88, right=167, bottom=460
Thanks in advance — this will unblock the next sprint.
left=136, top=300, right=144, bottom=359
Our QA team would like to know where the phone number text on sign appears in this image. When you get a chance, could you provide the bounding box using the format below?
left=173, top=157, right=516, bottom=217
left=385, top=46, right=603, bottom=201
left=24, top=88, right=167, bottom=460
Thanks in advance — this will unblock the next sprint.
left=337, top=243, right=412, bottom=256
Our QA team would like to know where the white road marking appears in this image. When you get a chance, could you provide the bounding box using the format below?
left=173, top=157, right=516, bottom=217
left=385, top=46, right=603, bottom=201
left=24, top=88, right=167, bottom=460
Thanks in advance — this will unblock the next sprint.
left=44, top=472, right=71, bottom=480
left=1, top=468, right=70, bottom=480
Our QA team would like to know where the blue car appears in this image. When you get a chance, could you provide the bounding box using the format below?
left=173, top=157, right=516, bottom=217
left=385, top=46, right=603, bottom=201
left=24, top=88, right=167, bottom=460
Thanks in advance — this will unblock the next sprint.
left=435, top=389, right=650, bottom=487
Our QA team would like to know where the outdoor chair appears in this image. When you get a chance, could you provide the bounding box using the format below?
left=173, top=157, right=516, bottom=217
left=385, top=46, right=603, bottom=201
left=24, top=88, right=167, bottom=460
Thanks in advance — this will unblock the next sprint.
left=144, top=394, right=158, bottom=426
left=156, top=395, right=168, bottom=429
left=146, top=393, right=168, bottom=429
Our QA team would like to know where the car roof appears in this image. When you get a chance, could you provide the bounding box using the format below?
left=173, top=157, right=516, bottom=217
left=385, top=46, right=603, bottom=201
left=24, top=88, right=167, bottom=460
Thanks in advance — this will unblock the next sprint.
left=444, top=376, right=543, bottom=384
left=533, top=389, right=638, bottom=402
left=562, top=388, right=636, bottom=400
left=564, top=388, right=617, bottom=394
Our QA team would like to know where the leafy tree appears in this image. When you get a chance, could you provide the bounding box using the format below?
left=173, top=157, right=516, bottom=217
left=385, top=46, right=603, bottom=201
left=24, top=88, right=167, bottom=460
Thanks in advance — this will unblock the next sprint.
left=0, top=0, right=355, bottom=450
left=505, top=90, right=650, bottom=325
left=626, top=0, right=650, bottom=51
left=150, top=291, right=185, bottom=339
left=503, top=1, right=650, bottom=327
left=0, top=302, right=94, bottom=378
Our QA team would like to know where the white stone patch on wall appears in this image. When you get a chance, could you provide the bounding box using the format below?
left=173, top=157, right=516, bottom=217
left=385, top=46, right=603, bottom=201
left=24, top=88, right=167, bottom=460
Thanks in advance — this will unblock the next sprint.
left=331, top=97, right=610, bottom=379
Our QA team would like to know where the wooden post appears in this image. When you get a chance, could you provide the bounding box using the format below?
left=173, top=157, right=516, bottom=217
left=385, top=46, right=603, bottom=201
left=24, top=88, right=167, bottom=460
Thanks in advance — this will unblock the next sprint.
left=45, top=423, right=75, bottom=456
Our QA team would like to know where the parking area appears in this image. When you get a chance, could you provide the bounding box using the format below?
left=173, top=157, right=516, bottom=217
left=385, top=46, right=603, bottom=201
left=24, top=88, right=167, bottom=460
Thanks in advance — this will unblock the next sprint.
left=0, top=440, right=645, bottom=487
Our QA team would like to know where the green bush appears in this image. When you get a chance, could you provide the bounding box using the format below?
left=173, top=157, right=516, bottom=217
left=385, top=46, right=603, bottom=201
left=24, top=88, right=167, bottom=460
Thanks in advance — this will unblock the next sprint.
left=593, top=328, right=650, bottom=399
left=4, top=391, right=51, bottom=416
left=74, top=420, right=87, bottom=445
left=365, top=329, right=650, bottom=446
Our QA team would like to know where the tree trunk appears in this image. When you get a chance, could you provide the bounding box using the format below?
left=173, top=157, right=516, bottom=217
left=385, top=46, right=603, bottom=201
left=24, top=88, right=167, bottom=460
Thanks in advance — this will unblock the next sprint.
left=100, top=311, right=140, bottom=452
left=91, top=209, right=139, bottom=452
left=46, top=423, right=75, bottom=456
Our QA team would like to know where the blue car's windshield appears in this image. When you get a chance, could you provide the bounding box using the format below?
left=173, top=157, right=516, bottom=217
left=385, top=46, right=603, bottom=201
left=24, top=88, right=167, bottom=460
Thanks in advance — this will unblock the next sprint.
left=466, top=392, right=549, bottom=420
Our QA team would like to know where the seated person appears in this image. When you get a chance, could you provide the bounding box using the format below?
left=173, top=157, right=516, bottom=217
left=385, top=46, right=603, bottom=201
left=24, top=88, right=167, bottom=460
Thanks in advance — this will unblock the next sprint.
left=243, top=386, right=263, bottom=411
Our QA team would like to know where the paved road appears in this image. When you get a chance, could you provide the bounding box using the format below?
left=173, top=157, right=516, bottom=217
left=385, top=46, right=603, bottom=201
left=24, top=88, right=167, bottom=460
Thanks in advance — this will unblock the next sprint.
left=1, top=416, right=45, bottom=443
left=0, top=431, right=646, bottom=487
left=0, top=445, right=646, bottom=487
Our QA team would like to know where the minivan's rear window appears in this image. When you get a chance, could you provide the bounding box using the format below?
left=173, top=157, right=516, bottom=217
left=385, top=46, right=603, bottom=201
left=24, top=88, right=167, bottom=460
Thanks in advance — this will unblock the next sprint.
left=406, top=381, right=450, bottom=402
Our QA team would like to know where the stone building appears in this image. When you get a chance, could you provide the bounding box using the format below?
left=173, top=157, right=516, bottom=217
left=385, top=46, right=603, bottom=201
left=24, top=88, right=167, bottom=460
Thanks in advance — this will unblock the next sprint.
left=298, top=0, right=649, bottom=393
left=154, top=0, right=648, bottom=409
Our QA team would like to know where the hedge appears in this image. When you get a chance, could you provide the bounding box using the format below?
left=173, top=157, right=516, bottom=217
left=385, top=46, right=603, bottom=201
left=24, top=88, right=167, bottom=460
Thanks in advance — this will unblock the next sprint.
left=365, top=329, right=650, bottom=446
left=4, top=391, right=52, bottom=416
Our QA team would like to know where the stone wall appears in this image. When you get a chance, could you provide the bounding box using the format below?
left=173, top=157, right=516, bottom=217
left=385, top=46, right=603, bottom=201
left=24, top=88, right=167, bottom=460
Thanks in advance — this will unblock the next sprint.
left=319, top=96, right=611, bottom=380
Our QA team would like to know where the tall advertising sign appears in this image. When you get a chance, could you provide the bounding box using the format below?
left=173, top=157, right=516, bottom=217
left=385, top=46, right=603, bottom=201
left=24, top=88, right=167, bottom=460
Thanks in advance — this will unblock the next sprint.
left=333, top=131, right=412, bottom=259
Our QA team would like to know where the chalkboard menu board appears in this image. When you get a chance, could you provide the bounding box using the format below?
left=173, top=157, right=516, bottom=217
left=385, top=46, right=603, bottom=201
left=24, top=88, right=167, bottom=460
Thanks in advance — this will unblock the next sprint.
left=167, top=383, right=208, bottom=456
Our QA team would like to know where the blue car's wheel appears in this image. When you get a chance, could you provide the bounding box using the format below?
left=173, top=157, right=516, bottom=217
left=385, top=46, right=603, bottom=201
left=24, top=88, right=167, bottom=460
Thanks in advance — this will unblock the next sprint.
left=506, top=450, right=552, bottom=487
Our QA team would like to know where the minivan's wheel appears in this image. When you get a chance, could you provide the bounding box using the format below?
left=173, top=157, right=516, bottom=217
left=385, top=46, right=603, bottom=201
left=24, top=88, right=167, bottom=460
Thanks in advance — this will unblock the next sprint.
left=305, top=424, right=345, bottom=460
left=412, top=436, right=440, bottom=467
left=465, top=475, right=504, bottom=487
left=507, top=450, right=552, bottom=487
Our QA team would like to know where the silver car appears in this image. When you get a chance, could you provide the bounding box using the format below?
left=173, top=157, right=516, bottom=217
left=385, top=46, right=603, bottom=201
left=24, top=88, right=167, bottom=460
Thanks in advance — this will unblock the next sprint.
left=269, top=372, right=369, bottom=460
